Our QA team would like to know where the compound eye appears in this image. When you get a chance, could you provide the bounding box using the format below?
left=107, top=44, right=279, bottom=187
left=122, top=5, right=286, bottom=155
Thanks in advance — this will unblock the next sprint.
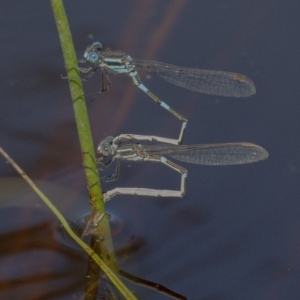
left=98, top=142, right=111, bottom=156
left=86, top=52, right=99, bottom=63
left=103, top=146, right=110, bottom=155
left=91, top=41, right=102, bottom=51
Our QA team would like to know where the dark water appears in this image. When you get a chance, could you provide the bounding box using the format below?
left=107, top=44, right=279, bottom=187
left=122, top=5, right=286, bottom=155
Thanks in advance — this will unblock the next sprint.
left=1, top=1, right=300, bottom=299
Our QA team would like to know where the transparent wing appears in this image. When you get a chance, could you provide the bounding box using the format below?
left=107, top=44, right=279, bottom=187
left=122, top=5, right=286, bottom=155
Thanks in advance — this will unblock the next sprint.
left=143, top=143, right=268, bottom=165
left=132, top=59, right=256, bottom=97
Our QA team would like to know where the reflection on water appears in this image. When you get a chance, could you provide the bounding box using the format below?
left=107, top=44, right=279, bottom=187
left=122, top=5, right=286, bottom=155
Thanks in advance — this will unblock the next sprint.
left=0, top=178, right=146, bottom=299
left=0, top=207, right=87, bottom=299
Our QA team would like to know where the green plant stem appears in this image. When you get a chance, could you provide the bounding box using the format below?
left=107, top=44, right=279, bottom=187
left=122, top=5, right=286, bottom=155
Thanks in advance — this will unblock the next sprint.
left=50, top=0, right=116, bottom=264
left=50, top=0, right=128, bottom=298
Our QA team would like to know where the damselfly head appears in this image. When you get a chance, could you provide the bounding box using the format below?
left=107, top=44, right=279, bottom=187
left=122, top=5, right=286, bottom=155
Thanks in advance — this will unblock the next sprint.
left=83, top=41, right=102, bottom=62
left=97, top=136, right=114, bottom=156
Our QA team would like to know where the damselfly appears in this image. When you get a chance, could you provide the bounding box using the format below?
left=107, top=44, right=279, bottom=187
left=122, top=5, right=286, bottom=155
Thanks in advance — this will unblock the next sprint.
left=79, top=42, right=256, bottom=145
left=97, top=134, right=268, bottom=202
